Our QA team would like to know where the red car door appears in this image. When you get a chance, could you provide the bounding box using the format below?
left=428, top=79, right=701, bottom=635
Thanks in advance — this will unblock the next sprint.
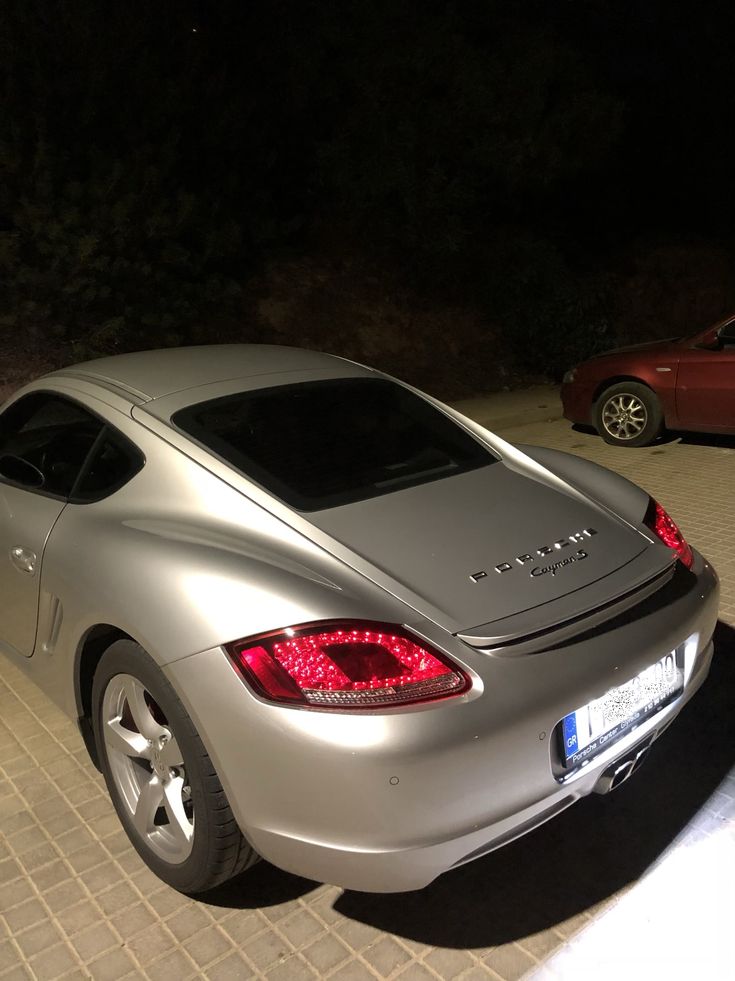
left=675, top=344, right=735, bottom=432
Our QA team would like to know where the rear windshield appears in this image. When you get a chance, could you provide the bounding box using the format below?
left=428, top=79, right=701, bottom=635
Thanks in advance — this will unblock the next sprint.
left=173, top=377, right=495, bottom=510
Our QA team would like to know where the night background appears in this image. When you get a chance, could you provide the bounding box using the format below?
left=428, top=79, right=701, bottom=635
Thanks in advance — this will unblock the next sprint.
left=3, top=0, right=735, bottom=398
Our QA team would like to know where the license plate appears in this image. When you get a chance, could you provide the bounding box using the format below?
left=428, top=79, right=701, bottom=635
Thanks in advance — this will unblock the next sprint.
left=561, top=651, right=683, bottom=768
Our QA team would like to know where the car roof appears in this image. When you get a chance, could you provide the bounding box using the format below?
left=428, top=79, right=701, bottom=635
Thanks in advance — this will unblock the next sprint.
left=47, top=344, right=357, bottom=401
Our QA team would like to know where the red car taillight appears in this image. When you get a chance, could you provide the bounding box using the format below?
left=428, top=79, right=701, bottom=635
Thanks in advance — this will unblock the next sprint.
left=644, top=498, right=694, bottom=569
left=226, top=621, right=470, bottom=709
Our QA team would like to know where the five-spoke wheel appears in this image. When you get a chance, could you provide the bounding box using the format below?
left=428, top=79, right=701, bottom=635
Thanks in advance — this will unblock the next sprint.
left=92, top=639, right=258, bottom=893
left=101, top=674, right=194, bottom=864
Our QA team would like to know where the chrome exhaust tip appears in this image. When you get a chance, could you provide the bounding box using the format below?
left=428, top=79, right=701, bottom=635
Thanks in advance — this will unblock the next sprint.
left=594, top=741, right=651, bottom=794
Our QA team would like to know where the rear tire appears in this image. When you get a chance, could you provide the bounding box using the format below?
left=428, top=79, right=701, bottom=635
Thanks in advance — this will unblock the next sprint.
left=594, top=382, right=663, bottom=447
left=92, top=639, right=259, bottom=893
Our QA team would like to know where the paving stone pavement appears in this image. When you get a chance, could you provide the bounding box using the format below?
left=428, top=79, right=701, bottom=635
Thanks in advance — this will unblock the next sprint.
left=1, top=394, right=734, bottom=980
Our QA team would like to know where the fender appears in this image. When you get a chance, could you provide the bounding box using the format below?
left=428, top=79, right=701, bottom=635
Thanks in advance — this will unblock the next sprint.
left=514, top=444, right=650, bottom=526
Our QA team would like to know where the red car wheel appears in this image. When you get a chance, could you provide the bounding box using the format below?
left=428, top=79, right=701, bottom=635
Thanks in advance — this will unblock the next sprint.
left=594, top=382, right=663, bottom=447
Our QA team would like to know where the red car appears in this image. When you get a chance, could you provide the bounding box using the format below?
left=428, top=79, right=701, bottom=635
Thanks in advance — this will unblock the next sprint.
left=561, top=315, right=735, bottom=446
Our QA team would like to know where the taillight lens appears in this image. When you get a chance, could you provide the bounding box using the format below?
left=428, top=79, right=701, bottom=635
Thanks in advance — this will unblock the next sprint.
left=644, top=498, right=693, bottom=569
left=226, top=621, right=470, bottom=709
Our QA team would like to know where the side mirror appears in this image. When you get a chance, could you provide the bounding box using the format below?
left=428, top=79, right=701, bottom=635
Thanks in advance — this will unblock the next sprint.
left=694, top=325, right=722, bottom=350
left=0, top=454, right=45, bottom=489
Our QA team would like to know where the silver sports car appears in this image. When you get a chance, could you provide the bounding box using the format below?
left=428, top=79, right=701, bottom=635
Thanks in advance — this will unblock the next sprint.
left=0, top=346, right=719, bottom=893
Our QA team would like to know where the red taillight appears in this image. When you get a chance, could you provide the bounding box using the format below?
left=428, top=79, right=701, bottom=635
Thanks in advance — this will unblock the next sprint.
left=644, top=498, right=693, bottom=569
left=226, top=621, right=470, bottom=709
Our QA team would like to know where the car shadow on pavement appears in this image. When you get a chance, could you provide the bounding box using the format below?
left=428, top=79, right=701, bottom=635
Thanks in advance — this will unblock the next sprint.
left=570, top=422, right=735, bottom=451
left=675, top=431, right=735, bottom=449
left=204, top=622, right=735, bottom=947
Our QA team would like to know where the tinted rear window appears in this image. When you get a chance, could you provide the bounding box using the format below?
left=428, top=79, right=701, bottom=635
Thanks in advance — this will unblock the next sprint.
left=173, top=378, right=495, bottom=510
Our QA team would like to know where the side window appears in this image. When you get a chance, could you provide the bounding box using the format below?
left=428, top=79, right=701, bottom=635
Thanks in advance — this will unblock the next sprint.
left=71, top=430, right=144, bottom=503
left=0, top=393, right=104, bottom=497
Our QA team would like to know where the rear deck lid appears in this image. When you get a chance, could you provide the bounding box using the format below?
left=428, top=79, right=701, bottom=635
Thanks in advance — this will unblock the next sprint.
left=306, top=462, right=652, bottom=632
left=162, top=371, right=657, bottom=633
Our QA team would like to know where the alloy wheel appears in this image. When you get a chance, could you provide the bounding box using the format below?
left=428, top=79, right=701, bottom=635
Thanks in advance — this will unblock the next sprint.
left=101, top=674, right=194, bottom=863
left=601, top=393, right=648, bottom=441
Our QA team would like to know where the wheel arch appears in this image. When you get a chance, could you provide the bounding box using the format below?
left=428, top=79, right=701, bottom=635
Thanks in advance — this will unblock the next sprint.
left=74, top=623, right=136, bottom=767
left=592, top=375, right=660, bottom=414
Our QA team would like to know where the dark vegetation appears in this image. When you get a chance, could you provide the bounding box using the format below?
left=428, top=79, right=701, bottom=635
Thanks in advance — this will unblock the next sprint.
left=2, top=0, right=735, bottom=396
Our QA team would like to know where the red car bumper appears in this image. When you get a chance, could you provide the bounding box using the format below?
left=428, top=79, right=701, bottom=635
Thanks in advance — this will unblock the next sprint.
left=561, top=381, right=596, bottom=426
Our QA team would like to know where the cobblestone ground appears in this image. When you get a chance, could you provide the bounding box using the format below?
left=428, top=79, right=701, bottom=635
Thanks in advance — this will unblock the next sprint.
left=1, top=400, right=734, bottom=980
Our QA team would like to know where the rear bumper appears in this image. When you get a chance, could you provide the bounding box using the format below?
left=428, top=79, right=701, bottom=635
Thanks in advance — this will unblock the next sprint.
left=166, top=553, right=719, bottom=893
left=241, top=635, right=715, bottom=892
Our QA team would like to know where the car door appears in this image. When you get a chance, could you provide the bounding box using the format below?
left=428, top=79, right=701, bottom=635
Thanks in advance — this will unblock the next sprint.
left=675, top=335, right=735, bottom=432
left=0, top=392, right=104, bottom=656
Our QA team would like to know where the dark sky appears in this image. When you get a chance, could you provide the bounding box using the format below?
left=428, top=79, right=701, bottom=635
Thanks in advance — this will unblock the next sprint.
left=3, top=0, right=733, bottom=378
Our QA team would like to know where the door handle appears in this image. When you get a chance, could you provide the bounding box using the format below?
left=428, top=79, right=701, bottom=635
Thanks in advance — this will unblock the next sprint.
left=10, top=546, right=37, bottom=574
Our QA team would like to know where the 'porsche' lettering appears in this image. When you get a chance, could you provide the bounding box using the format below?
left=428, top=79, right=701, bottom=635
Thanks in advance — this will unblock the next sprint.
left=472, top=529, right=597, bottom=583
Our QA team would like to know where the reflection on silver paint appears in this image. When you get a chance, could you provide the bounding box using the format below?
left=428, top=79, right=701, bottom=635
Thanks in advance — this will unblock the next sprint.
left=10, top=546, right=36, bottom=574
left=125, top=519, right=342, bottom=589
left=182, top=570, right=315, bottom=638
